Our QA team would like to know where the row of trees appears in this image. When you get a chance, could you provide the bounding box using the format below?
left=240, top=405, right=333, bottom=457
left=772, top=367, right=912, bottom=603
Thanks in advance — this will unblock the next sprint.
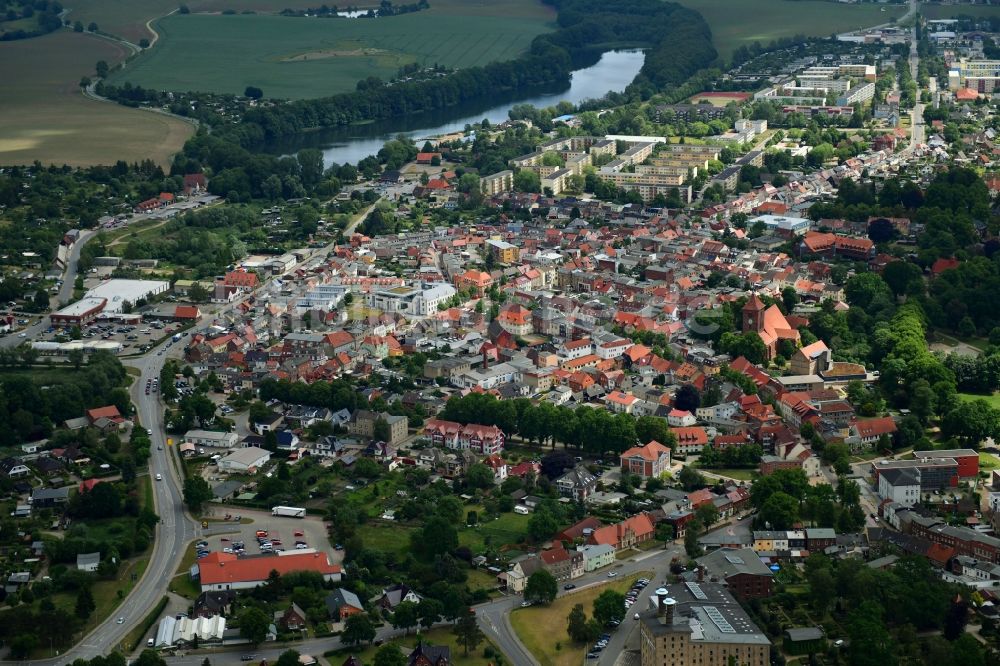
left=439, top=392, right=678, bottom=457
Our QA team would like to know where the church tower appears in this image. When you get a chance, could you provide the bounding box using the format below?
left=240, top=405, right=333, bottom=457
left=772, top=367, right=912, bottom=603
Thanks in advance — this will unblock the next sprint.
left=742, top=294, right=765, bottom=334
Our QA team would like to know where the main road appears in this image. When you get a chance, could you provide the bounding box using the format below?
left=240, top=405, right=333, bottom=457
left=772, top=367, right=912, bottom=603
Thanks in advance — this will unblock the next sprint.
left=21, top=338, right=198, bottom=665
left=906, top=0, right=925, bottom=151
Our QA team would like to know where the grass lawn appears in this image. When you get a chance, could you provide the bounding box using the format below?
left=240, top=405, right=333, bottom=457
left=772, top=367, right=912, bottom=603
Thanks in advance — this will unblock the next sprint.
left=326, top=626, right=502, bottom=665
left=466, top=569, right=499, bottom=592
left=460, top=512, right=530, bottom=552
left=678, top=0, right=906, bottom=61
left=109, top=0, right=556, bottom=99
left=979, top=453, right=1000, bottom=471
left=355, top=522, right=416, bottom=554
left=704, top=468, right=756, bottom=481
left=0, top=31, right=192, bottom=167
left=510, top=571, right=651, bottom=666
left=168, top=541, right=201, bottom=599
left=958, top=392, right=1000, bottom=409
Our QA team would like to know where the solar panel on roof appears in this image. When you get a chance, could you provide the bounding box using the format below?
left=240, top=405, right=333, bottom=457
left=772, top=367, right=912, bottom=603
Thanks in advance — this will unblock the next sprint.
left=725, top=555, right=745, bottom=565
left=704, top=606, right=736, bottom=633
left=685, top=582, right=708, bottom=600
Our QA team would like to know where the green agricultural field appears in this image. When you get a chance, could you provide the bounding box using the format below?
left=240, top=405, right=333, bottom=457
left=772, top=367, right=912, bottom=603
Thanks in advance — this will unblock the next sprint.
left=107, top=0, right=556, bottom=99
left=920, top=2, right=1000, bottom=21
left=65, top=0, right=330, bottom=43
left=678, top=0, right=906, bottom=61
left=0, top=31, right=193, bottom=167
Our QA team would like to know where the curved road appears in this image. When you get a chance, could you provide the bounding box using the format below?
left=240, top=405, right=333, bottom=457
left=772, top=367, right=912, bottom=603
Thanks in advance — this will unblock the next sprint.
left=23, top=339, right=198, bottom=664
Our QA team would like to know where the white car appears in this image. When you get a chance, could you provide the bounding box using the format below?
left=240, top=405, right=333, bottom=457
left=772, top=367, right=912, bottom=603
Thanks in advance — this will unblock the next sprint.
left=607, top=571, right=618, bottom=578
left=116, top=617, right=125, bottom=624
left=155, top=474, right=162, bottom=481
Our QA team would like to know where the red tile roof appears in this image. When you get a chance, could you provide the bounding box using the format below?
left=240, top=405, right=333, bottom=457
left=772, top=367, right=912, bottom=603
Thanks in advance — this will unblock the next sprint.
left=86, top=405, right=123, bottom=424
left=198, top=552, right=341, bottom=586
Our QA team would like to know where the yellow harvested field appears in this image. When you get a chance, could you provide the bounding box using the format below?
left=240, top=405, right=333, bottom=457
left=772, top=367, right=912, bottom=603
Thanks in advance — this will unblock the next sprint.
left=0, top=31, right=193, bottom=167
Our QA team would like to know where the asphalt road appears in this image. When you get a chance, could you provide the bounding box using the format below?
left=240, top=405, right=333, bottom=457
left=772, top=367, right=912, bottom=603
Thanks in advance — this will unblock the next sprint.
left=907, top=1, right=925, bottom=151
left=0, top=230, right=96, bottom=350
left=19, top=339, right=199, bottom=665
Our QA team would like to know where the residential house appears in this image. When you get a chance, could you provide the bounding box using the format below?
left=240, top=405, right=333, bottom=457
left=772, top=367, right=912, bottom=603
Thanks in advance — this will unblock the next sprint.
left=325, top=589, right=364, bottom=620
left=0, top=457, right=30, bottom=478
left=277, top=603, right=308, bottom=631
left=407, top=645, right=451, bottom=666
left=31, top=486, right=70, bottom=507
left=540, top=546, right=584, bottom=581
left=375, top=584, right=422, bottom=612
left=671, top=426, right=709, bottom=455
left=349, top=410, right=408, bottom=445
left=620, top=440, right=672, bottom=478
left=589, top=513, right=656, bottom=551
left=556, top=465, right=598, bottom=501
left=578, top=544, right=616, bottom=572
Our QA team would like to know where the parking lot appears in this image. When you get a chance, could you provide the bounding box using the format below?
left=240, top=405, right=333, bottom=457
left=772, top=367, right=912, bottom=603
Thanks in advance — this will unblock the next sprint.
left=40, top=319, right=188, bottom=354
left=196, top=508, right=341, bottom=565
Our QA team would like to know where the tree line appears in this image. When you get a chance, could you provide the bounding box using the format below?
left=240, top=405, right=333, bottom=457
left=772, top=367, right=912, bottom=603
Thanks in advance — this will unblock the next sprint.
left=439, top=392, right=678, bottom=458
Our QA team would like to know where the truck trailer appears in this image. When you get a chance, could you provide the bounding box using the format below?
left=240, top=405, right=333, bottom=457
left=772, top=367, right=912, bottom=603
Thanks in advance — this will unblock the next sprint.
left=271, top=505, right=306, bottom=518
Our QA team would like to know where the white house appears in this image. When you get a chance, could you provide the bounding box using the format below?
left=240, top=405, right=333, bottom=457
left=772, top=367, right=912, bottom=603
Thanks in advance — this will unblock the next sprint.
left=877, top=467, right=920, bottom=507
left=595, top=338, right=632, bottom=360
left=667, top=409, right=697, bottom=427
left=696, top=402, right=739, bottom=421
left=559, top=338, right=593, bottom=361
left=578, top=544, right=616, bottom=572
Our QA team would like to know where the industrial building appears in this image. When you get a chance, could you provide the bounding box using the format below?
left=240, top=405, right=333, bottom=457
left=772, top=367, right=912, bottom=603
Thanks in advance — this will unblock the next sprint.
left=638, top=582, right=770, bottom=666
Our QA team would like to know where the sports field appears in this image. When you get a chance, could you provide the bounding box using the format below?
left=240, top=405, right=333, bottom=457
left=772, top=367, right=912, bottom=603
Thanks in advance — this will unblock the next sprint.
left=107, top=0, right=556, bottom=99
left=0, top=31, right=193, bottom=167
left=678, top=0, right=907, bottom=61
left=688, top=91, right=752, bottom=107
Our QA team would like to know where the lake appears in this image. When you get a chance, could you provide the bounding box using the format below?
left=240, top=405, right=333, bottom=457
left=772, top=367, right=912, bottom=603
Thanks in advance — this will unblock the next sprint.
left=263, top=50, right=645, bottom=166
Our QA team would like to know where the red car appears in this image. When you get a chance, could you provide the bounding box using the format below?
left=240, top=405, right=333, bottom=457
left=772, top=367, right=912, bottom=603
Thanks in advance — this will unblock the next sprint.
left=294, top=531, right=304, bottom=537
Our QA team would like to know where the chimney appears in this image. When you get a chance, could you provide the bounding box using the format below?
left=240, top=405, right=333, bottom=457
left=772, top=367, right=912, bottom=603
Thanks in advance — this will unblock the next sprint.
left=660, top=596, right=676, bottom=625
left=697, top=566, right=705, bottom=582
left=654, top=587, right=670, bottom=618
